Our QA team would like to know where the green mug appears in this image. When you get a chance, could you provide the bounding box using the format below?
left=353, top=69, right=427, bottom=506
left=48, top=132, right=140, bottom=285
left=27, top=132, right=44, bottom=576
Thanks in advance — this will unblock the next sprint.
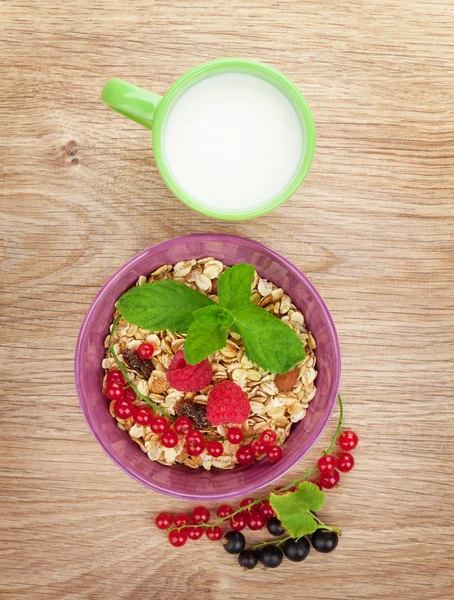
left=101, top=58, right=316, bottom=221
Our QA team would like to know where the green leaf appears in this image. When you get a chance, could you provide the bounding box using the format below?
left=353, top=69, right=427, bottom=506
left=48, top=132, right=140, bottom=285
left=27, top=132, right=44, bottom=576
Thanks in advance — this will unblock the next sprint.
left=116, top=280, right=214, bottom=333
left=269, top=482, right=325, bottom=539
left=295, top=481, right=325, bottom=511
left=193, top=305, right=234, bottom=329
left=232, top=304, right=306, bottom=374
left=218, top=263, right=255, bottom=311
left=184, top=320, right=228, bottom=364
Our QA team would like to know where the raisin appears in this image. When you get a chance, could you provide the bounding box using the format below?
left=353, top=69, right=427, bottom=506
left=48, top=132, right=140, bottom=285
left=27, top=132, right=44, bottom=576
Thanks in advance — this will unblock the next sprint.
left=123, top=349, right=153, bottom=380
left=176, top=399, right=210, bottom=430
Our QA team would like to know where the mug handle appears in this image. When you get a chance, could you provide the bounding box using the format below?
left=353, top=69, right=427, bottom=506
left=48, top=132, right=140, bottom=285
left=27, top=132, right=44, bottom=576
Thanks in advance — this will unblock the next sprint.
left=101, top=79, right=162, bottom=129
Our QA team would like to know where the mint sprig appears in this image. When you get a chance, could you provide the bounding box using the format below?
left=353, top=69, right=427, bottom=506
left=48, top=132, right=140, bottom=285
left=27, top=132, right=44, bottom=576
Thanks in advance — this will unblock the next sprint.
left=115, top=263, right=306, bottom=374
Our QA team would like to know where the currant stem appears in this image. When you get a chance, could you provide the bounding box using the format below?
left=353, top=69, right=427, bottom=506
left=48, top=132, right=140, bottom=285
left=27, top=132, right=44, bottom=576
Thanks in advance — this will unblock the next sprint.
left=312, top=513, right=342, bottom=535
left=322, top=394, right=343, bottom=456
left=109, top=315, right=170, bottom=417
left=250, top=535, right=292, bottom=551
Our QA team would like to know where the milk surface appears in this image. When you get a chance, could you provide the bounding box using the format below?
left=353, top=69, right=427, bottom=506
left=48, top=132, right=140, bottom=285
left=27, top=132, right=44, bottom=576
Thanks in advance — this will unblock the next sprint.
left=163, top=73, right=303, bottom=212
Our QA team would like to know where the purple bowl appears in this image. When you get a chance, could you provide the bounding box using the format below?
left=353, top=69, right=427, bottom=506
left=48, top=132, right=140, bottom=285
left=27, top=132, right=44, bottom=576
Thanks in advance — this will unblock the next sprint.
left=75, top=234, right=340, bottom=501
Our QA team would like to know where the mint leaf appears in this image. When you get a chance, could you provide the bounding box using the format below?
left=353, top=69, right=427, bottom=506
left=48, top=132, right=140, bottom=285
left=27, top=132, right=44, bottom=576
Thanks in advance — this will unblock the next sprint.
left=184, top=305, right=233, bottom=363
left=193, top=305, right=234, bottom=329
left=116, top=280, right=214, bottom=333
left=218, top=263, right=255, bottom=312
left=184, top=320, right=228, bottom=364
left=232, top=304, right=306, bottom=374
left=269, top=482, right=325, bottom=539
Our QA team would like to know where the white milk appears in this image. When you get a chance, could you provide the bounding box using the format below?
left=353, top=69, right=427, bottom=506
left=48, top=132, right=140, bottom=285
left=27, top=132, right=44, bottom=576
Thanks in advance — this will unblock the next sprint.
left=162, top=73, right=303, bottom=213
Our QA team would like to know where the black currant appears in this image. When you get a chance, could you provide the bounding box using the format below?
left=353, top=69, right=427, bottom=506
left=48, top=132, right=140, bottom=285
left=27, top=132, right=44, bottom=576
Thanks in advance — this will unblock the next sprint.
left=223, top=531, right=246, bottom=555
left=259, top=545, right=284, bottom=568
left=283, top=537, right=310, bottom=562
left=238, top=549, right=259, bottom=570
left=311, top=529, right=339, bottom=553
left=267, top=517, right=285, bottom=537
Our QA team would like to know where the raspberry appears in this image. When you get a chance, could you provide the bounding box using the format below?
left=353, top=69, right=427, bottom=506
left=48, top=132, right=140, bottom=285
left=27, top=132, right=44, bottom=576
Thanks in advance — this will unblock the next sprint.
left=166, top=350, right=212, bottom=392
left=206, top=381, right=250, bottom=426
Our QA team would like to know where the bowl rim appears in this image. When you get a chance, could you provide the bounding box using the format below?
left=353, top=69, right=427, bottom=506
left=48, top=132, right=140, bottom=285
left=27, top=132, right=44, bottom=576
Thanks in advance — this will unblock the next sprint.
left=75, top=234, right=341, bottom=499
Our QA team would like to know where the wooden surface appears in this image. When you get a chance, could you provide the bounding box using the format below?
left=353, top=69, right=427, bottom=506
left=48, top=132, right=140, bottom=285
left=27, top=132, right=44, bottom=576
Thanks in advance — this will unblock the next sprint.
left=1, top=1, right=453, bottom=598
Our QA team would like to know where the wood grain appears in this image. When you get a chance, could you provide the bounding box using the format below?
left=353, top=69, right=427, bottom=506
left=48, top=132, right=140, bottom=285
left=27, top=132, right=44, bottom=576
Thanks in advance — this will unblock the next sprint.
left=1, top=0, right=453, bottom=598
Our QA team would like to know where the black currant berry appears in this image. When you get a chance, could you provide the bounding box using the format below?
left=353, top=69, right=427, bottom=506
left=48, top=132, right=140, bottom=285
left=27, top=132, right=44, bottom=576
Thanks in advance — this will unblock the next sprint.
left=311, top=529, right=339, bottom=553
left=267, top=517, right=285, bottom=537
left=259, top=545, right=284, bottom=568
left=238, top=549, right=259, bottom=570
left=223, top=531, right=246, bottom=555
left=283, top=537, right=310, bottom=562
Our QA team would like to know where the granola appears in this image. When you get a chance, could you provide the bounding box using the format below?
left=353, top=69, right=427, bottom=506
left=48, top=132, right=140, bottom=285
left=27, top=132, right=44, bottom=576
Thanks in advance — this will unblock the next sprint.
left=102, top=258, right=317, bottom=470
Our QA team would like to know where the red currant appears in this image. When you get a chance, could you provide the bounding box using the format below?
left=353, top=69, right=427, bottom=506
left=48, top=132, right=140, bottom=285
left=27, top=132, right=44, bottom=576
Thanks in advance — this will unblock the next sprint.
left=107, top=379, right=123, bottom=390
left=227, top=427, right=244, bottom=444
left=133, top=406, right=152, bottom=426
left=186, top=525, right=204, bottom=540
left=251, top=438, right=268, bottom=455
left=206, top=440, right=224, bottom=457
left=150, top=416, right=169, bottom=434
left=174, top=416, right=193, bottom=435
left=186, top=441, right=205, bottom=456
left=123, top=387, right=137, bottom=403
left=185, top=430, right=205, bottom=456
left=337, top=452, right=355, bottom=472
left=161, top=429, right=179, bottom=448
left=266, top=445, right=283, bottom=463
left=247, top=508, right=266, bottom=530
left=155, top=512, right=172, bottom=529
left=107, top=369, right=125, bottom=385
left=260, top=429, right=277, bottom=446
left=230, top=513, right=247, bottom=531
left=319, top=469, right=340, bottom=489
left=317, top=454, right=337, bottom=474
left=239, top=497, right=255, bottom=510
left=311, top=480, right=323, bottom=490
left=216, top=504, right=233, bottom=519
left=338, top=430, right=358, bottom=451
left=186, top=430, right=205, bottom=444
left=168, top=529, right=187, bottom=547
left=106, top=385, right=124, bottom=401
left=114, top=398, right=133, bottom=419
left=236, top=445, right=255, bottom=466
left=206, top=525, right=223, bottom=541
left=260, top=500, right=276, bottom=519
left=174, top=514, right=191, bottom=527
left=192, top=506, right=210, bottom=524
left=137, top=342, right=154, bottom=359
left=186, top=429, right=205, bottom=456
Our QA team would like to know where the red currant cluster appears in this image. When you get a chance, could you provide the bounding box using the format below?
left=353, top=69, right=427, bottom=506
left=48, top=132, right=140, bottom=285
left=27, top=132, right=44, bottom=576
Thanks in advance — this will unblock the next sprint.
left=105, top=342, right=154, bottom=401
left=155, top=497, right=277, bottom=547
left=105, top=363, right=284, bottom=463
left=234, top=428, right=283, bottom=465
left=313, top=430, right=358, bottom=489
left=151, top=395, right=355, bottom=570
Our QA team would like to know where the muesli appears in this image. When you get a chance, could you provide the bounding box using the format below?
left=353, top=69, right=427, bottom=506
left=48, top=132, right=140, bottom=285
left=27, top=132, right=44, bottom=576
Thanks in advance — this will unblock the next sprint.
left=102, top=258, right=317, bottom=470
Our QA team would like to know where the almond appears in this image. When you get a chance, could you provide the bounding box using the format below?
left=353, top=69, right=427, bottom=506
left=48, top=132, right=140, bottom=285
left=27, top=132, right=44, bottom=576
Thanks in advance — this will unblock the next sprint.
left=275, top=367, right=299, bottom=392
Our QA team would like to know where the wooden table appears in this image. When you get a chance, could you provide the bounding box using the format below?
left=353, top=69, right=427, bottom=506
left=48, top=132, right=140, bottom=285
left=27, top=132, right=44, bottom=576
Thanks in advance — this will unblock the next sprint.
left=1, top=1, right=453, bottom=598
